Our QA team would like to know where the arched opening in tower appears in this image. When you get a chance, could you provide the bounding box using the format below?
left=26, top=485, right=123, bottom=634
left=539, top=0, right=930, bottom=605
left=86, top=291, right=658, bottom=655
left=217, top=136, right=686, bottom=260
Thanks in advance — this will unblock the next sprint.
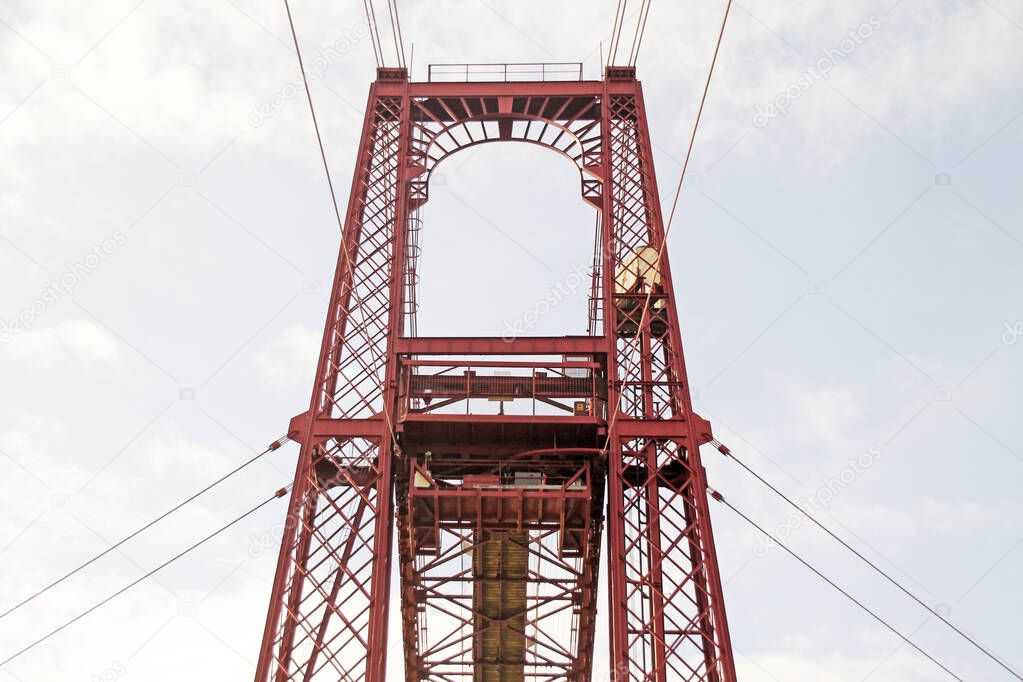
left=414, top=142, right=596, bottom=340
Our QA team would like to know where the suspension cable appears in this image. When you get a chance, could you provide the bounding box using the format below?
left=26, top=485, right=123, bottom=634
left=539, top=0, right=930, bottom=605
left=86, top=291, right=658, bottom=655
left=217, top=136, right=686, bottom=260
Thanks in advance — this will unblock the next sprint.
left=0, top=486, right=290, bottom=667
left=284, top=0, right=347, bottom=238
left=711, top=489, right=964, bottom=681
left=710, top=438, right=1023, bottom=680
left=0, top=436, right=288, bottom=620
left=397, top=0, right=408, bottom=68
left=627, top=0, right=653, bottom=66
left=361, top=0, right=385, bottom=67
left=387, top=0, right=407, bottom=68
left=665, top=0, right=730, bottom=232
left=607, top=0, right=628, bottom=67
left=385, top=0, right=400, bottom=66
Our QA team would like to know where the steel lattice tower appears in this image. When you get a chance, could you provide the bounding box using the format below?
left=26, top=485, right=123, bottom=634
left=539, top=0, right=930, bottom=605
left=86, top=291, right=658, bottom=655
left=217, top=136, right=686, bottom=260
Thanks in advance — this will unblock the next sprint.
left=256, top=65, right=737, bottom=682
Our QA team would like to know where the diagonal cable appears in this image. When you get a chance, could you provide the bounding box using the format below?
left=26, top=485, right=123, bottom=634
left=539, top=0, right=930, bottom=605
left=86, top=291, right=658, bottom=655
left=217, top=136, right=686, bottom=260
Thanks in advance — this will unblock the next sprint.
left=0, top=436, right=288, bottom=619
left=711, top=437, right=1023, bottom=681
left=711, top=488, right=963, bottom=681
left=0, top=486, right=291, bottom=666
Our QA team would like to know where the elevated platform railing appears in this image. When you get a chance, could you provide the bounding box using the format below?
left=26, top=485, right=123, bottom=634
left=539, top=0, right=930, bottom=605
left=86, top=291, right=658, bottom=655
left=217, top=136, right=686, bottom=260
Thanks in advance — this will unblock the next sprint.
left=397, top=357, right=607, bottom=420
left=427, top=62, right=584, bottom=82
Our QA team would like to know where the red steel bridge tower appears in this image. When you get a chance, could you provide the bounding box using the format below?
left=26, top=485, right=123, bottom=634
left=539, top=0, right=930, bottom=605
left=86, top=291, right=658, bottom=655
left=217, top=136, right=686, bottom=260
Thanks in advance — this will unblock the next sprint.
left=256, top=64, right=737, bottom=682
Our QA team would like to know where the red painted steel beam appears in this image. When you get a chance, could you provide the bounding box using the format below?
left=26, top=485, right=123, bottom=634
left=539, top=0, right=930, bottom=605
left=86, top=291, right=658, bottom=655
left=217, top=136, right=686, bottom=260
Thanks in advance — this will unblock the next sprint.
left=616, top=414, right=713, bottom=441
left=400, top=414, right=602, bottom=426
left=406, top=78, right=647, bottom=99
left=394, top=335, right=606, bottom=355
left=288, top=411, right=388, bottom=442
left=408, top=80, right=605, bottom=98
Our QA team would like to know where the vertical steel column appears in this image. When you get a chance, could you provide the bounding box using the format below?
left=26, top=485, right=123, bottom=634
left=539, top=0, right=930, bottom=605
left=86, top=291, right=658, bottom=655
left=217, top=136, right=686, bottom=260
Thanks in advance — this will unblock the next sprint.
left=600, top=77, right=632, bottom=682
left=255, top=72, right=412, bottom=682
left=367, top=76, right=414, bottom=682
left=631, top=84, right=736, bottom=682
left=601, top=77, right=737, bottom=682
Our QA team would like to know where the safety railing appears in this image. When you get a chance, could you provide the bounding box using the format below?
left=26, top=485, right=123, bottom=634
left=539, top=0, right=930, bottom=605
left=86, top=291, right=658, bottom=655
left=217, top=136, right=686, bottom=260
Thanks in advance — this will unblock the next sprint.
left=397, top=357, right=606, bottom=419
left=427, top=62, right=584, bottom=83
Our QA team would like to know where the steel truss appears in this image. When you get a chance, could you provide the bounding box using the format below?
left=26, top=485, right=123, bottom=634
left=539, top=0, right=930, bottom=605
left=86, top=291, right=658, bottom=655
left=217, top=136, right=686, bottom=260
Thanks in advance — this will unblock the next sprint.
left=256, top=67, right=736, bottom=682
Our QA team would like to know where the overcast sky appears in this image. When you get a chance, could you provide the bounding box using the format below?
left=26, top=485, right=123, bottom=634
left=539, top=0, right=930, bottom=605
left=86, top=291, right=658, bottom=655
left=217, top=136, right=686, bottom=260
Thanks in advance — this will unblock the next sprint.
left=1, top=0, right=1022, bottom=680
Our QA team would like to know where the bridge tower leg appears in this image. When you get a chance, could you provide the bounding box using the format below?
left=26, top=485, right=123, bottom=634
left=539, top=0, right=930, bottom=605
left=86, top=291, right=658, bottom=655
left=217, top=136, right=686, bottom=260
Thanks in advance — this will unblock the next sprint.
left=600, top=69, right=736, bottom=682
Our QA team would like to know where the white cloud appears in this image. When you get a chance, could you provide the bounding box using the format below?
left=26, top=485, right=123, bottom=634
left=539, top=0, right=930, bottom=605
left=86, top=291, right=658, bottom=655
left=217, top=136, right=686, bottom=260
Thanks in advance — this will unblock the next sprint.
left=842, top=496, right=1023, bottom=538
left=252, top=322, right=319, bottom=388
left=648, top=0, right=1023, bottom=168
left=737, top=647, right=951, bottom=681
left=756, top=371, right=868, bottom=448
left=4, top=318, right=120, bottom=368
